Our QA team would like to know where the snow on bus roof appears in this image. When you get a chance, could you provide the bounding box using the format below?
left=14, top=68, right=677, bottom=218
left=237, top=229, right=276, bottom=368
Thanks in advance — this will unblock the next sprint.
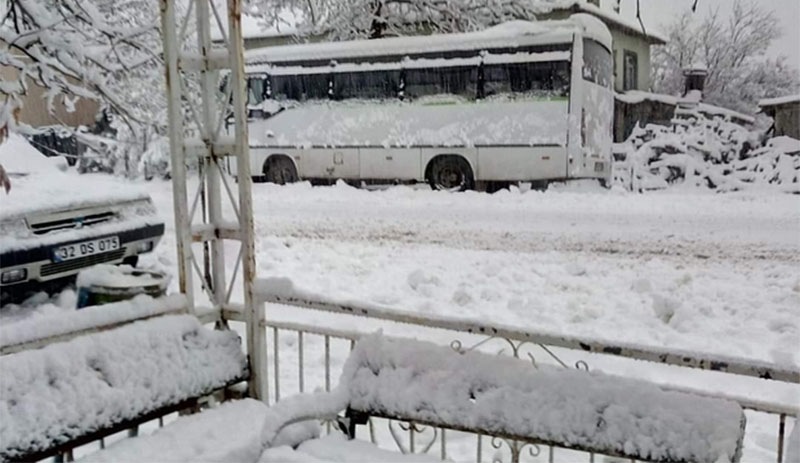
left=245, top=16, right=610, bottom=66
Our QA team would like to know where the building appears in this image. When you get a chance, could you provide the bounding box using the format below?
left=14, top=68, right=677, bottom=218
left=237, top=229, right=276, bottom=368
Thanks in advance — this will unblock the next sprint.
left=759, top=95, right=800, bottom=139
left=0, top=40, right=100, bottom=129
left=538, top=0, right=667, bottom=94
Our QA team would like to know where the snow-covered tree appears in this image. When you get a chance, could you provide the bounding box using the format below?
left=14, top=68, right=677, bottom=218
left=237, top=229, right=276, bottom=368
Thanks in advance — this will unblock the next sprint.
left=1, top=0, right=161, bottom=125
left=650, top=0, right=800, bottom=114
left=244, top=0, right=568, bottom=40
left=1, top=0, right=173, bottom=175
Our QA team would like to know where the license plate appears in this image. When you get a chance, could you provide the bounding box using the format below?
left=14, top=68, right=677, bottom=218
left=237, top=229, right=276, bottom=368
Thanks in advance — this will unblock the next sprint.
left=52, top=237, right=120, bottom=262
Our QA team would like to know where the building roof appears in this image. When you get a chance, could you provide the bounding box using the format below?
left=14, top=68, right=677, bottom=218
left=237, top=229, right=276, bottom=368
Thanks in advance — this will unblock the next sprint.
left=616, top=91, right=754, bottom=124
left=758, top=95, right=800, bottom=107
left=568, top=1, right=668, bottom=44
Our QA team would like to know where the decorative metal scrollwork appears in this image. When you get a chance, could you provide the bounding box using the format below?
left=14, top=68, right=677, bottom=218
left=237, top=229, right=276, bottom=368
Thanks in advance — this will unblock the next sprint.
left=451, top=336, right=593, bottom=376
left=490, top=437, right=542, bottom=463
left=388, top=420, right=438, bottom=455
left=575, top=360, right=590, bottom=371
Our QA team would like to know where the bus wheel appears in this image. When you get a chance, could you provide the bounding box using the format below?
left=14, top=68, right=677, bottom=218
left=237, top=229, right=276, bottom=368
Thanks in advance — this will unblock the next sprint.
left=427, top=156, right=474, bottom=192
left=263, top=156, right=298, bottom=185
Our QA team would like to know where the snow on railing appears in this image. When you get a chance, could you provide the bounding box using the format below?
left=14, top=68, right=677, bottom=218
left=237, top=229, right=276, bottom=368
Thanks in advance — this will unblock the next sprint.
left=254, top=277, right=799, bottom=463
left=0, top=294, right=188, bottom=355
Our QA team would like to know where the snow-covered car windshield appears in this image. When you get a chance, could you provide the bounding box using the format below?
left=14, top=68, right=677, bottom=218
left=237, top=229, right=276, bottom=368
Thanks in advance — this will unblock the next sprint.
left=0, top=134, right=63, bottom=176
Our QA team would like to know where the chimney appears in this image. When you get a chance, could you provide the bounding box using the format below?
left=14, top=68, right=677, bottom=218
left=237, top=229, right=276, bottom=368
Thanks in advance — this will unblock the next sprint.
left=682, top=64, right=708, bottom=99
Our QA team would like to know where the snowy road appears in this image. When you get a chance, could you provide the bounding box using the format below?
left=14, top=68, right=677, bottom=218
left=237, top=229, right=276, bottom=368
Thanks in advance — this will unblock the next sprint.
left=243, top=181, right=799, bottom=262
left=141, top=179, right=800, bottom=367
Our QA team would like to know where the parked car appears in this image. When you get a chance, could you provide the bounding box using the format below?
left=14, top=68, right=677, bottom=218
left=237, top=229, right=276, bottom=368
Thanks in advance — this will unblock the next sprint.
left=0, top=134, right=165, bottom=305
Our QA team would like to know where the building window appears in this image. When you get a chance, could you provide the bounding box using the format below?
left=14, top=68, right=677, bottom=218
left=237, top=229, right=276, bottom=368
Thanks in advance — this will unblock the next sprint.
left=623, top=50, right=638, bottom=91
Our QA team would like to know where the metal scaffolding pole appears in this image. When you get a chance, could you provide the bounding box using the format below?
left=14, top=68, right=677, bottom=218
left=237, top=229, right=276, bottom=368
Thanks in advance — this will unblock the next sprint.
left=159, top=0, right=267, bottom=401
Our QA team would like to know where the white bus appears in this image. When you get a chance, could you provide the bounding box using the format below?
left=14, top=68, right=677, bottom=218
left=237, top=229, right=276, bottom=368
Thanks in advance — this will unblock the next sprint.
left=241, top=13, right=613, bottom=191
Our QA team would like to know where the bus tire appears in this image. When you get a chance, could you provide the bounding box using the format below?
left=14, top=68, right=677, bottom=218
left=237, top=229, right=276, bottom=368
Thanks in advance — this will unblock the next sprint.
left=263, top=155, right=298, bottom=185
left=426, top=155, right=474, bottom=192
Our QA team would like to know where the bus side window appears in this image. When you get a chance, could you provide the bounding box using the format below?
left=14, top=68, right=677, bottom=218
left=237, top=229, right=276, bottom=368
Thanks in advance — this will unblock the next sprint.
left=333, top=70, right=400, bottom=100
left=482, top=64, right=510, bottom=97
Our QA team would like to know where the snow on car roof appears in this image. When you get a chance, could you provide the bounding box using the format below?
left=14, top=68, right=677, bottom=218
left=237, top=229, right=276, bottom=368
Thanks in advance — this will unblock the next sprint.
left=0, top=134, right=150, bottom=221
left=0, top=133, right=61, bottom=175
left=249, top=99, right=569, bottom=149
left=246, top=15, right=611, bottom=66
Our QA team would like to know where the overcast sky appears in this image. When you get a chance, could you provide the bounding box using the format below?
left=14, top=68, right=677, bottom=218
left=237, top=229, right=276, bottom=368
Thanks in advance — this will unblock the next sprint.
left=610, top=0, right=800, bottom=69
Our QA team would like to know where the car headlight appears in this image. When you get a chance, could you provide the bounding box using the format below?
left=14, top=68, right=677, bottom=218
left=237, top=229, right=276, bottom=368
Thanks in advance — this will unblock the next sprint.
left=136, top=240, right=155, bottom=253
left=1, top=268, right=27, bottom=284
left=0, top=219, right=31, bottom=240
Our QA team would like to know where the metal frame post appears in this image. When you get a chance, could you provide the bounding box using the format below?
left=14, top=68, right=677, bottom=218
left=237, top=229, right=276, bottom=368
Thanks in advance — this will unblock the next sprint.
left=159, top=0, right=267, bottom=401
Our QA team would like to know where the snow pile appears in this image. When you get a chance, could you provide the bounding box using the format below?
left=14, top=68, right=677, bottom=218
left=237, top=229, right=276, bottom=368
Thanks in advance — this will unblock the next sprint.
left=0, top=315, right=247, bottom=460
left=81, top=399, right=274, bottom=463
left=732, top=136, right=800, bottom=192
left=260, top=433, right=443, bottom=462
left=340, top=333, right=746, bottom=463
left=0, top=293, right=186, bottom=351
left=260, top=389, right=348, bottom=447
left=613, top=113, right=798, bottom=192
left=76, top=264, right=169, bottom=289
left=81, top=389, right=435, bottom=462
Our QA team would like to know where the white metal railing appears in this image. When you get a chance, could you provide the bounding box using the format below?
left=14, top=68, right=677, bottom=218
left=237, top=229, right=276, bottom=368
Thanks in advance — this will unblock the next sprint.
left=256, top=289, right=799, bottom=463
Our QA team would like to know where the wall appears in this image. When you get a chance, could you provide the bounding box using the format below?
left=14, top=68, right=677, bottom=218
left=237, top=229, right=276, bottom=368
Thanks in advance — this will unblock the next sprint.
left=771, top=103, right=800, bottom=139
left=537, top=10, right=652, bottom=92
left=1, top=64, right=100, bottom=129
left=614, top=99, right=674, bottom=142
left=611, top=30, right=651, bottom=92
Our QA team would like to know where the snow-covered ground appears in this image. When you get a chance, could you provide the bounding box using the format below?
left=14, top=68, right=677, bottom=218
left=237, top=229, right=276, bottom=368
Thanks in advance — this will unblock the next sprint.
left=2, top=174, right=798, bottom=461
left=138, top=179, right=799, bottom=366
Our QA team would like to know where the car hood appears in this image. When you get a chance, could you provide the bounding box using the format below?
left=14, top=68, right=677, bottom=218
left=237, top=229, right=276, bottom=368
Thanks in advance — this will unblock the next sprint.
left=0, top=171, right=151, bottom=221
